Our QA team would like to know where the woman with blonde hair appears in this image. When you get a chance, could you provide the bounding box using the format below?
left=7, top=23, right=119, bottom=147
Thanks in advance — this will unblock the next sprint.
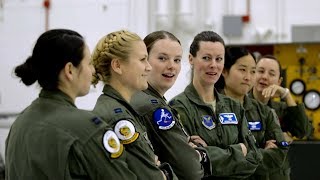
left=92, top=30, right=174, bottom=180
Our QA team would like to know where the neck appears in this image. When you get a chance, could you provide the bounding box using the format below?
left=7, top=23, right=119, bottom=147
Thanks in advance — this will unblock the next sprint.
left=58, top=85, right=76, bottom=103
left=253, top=87, right=269, bottom=104
left=109, top=78, right=135, bottom=103
left=193, top=79, right=215, bottom=102
left=148, top=81, right=166, bottom=97
left=223, top=87, right=244, bottom=104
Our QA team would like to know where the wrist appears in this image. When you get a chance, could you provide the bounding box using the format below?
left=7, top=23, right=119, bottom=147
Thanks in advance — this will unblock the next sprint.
left=281, top=88, right=289, bottom=99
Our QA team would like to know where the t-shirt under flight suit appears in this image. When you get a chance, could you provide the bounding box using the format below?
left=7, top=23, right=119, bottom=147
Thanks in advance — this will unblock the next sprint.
left=6, top=90, right=135, bottom=180
left=169, top=84, right=262, bottom=179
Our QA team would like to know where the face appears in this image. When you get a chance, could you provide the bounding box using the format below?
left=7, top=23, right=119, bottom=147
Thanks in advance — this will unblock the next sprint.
left=121, top=40, right=151, bottom=91
left=74, top=44, right=95, bottom=97
left=147, top=39, right=182, bottom=95
left=255, top=58, right=281, bottom=93
left=223, top=54, right=256, bottom=96
left=190, top=41, right=225, bottom=86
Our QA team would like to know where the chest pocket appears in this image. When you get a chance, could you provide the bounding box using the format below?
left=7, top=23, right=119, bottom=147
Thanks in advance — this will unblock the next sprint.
left=218, top=113, right=241, bottom=146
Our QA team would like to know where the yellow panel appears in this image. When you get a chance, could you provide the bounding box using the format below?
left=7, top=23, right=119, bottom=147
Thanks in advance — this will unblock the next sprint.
left=273, top=43, right=320, bottom=140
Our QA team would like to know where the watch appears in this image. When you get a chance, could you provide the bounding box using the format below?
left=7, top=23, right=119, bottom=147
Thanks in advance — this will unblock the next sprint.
left=303, top=90, right=320, bottom=110
left=290, top=79, right=305, bottom=96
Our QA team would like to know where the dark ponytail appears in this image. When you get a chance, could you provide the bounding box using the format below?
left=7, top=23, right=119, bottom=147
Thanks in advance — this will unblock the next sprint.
left=14, top=56, right=38, bottom=86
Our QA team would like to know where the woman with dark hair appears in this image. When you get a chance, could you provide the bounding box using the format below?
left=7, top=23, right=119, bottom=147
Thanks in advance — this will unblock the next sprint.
left=169, top=31, right=262, bottom=179
left=216, top=46, right=288, bottom=179
left=6, top=29, right=134, bottom=179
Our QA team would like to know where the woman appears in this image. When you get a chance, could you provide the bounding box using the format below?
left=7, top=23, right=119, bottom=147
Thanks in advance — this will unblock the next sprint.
left=250, top=55, right=312, bottom=180
left=130, top=30, right=210, bottom=180
left=5, top=29, right=134, bottom=179
left=91, top=30, right=173, bottom=180
left=169, top=31, right=262, bottom=179
left=216, top=46, right=288, bottom=180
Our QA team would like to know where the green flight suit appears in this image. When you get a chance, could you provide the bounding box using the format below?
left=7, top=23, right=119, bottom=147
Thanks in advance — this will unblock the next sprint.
left=169, top=84, right=262, bottom=179
left=5, top=90, right=136, bottom=180
left=131, top=85, right=208, bottom=180
left=93, top=84, right=170, bottom=180
left=248, top=91, right=312, bottom=180
left=241, top=95, right=289, bottom=180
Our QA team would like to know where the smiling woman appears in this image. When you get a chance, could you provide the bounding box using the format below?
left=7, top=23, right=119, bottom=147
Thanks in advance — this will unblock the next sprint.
left=169, top=31, right=263, bottom=179
left=91, top=30, right=172, bottom=180
left=130, top=30, right=210, bottom=179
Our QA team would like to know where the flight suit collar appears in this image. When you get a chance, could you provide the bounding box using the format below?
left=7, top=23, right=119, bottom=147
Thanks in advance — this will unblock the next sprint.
left=184, top=83, right=226, bottom=110
left=243, top=95, right=255, bottom=111
left=219, top=89, right=254, bottom=111
left=39, top=89, right=76, bottom=107
left=144, top=84, right=167, bottom=104
left=102, top=84, right=137, bottom=114
left=102, top=84, right=129, bottom=102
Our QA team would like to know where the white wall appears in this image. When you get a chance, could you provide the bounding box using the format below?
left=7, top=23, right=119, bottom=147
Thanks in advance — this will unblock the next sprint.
left=0, top=0, right=320, bottom=112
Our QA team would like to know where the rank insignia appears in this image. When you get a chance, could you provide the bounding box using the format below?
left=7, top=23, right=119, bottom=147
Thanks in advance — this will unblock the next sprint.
left=114, top=120, right=139, bottom=144
left=219, top=113, right=238, bottom=124
left=248, top=121, right=262, bottom=131
left=103, top=130, right=124, bottom=158
left=202, top=115, right=215, bottom=130
left=153, top=108, right=175, bottom=130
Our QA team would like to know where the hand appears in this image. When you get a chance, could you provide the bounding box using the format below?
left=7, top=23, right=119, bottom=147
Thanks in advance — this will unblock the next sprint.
left=264, top=140, right=278, bottom=149
left=283, top=132, right=293, bottom=144
left=239, top=143, right=247, bottom=157
left=188, top=140, right=198, bottom=148
left=190, top=135, right=208, bottom=147
left=161, top=171, right=167, bottom=180
left=155, top=155, right=161, bottom=166
left=262, top=84, right=287, bottom=99
left=195, top=150, right=202, bottom=161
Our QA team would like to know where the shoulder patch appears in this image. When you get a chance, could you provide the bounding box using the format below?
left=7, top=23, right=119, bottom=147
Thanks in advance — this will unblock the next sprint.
left=248, top=121, right=262, bottom=131
left=202, top=115, right=215, bottom=130
left=153, top=108, right=175, bottom=130
left=219, top=113, right=238, bottom=124
left=114, top=120, right=139, bottom=144
left=103, top=130, right=124, bottom=158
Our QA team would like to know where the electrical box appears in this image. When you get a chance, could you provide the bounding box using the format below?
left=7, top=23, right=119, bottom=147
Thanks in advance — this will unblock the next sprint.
left=222, top=15, right=243, bottom=37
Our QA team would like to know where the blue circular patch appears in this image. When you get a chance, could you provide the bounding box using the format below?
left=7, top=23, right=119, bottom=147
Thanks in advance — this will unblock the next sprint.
left=153, top=108, right=175, bottom=130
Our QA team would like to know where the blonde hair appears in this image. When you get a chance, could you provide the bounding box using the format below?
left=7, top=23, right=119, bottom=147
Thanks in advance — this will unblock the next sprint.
left=92, top=30, right=142, bottom=85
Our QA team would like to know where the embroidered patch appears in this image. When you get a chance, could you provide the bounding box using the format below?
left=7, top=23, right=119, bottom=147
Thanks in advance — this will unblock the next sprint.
left=102, top=130, right=124, bottom=158
left=114, top=108, right=122, bottom=113
left=114, top=120, right=139, bottom=144
left=201, top=115, right=215, bottom=130
left=153, top=108, right=175, bottom=130
left=248, top=121, right=262, bottom=131
left=219, top=113, right=238, bottom=124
